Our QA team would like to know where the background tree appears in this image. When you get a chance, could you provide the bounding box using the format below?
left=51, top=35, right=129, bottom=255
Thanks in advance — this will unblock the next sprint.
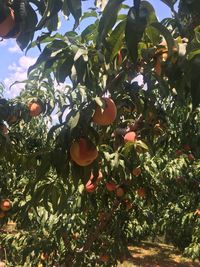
left=0, top=0, right=200, bottom=266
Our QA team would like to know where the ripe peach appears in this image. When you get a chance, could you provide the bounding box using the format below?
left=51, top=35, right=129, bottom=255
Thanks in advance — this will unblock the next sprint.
left=116, top=187, right=125, bottom=197
left=85, top=179, right=97, bottom=193
left=72, top=232, right=79, bottom=240
left=99, top=254, right=109, bottom=263
left=105, top=182, right=117, bottom=192
left=0, top=199, right=12, bottom=211
left=0, top=261, right=6, bottom=267
left=70, top=138, right=98, bottom=166
left=154, top=43, right=177, bottom=76
left=92, top=98, right=117, bottom=126
left=194, top=209, right=200, bottom=217
left=40, top=252, right=48, bottom=261
left=132, top=167, right=141, bottom=177
left=188, top=154, right=195, bottom=161
left=0, top=8, right=15, bottom=38
left=124, top=199, right=133, bottom=210
left=28, top=102, right=43, bottom=117
left=183, top=144, right=191, bottom=151
left=124, top=131, right=137, bottom=143
left=154, top=51, right=167, bottom=76
left=175, top=150, right=183, bottom=156
left=137, top=188, right=146, bottom=198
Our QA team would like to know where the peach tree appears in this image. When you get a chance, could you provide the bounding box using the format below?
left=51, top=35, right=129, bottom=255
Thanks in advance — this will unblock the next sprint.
left=0, top=0, right=200, bottom=266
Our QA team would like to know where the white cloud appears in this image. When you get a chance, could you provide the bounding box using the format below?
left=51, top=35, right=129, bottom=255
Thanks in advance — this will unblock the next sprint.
left=0, top=39, right=7, bottom=46
left=8, top=43, right=22, bottom=54
left=3, top=56, right=36, bottom=98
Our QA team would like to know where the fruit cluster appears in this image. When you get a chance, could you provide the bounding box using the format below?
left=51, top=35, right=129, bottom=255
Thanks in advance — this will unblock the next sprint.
left=0, top=99, right=44, bottom=136
left=0, top=199, right=12, bottom=219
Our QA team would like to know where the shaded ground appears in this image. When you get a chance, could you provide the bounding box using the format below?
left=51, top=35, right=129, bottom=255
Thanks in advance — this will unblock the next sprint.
left=118, top=242, right=200, bottom=267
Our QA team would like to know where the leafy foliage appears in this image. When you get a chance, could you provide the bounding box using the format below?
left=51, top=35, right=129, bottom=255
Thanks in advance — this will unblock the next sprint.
left=0, top=0, right=200, bottom=266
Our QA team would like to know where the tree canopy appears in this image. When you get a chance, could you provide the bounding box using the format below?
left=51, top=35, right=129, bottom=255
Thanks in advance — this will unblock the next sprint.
left=0, top=0, right=199, bottom=266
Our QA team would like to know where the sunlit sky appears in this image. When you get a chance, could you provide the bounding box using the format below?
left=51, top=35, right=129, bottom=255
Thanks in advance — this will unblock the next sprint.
left=0, top=0, right=173, bottom=98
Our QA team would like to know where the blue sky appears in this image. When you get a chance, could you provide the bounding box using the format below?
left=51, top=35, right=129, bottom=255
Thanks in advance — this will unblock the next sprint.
left=0, top=0, right=172, bottom=98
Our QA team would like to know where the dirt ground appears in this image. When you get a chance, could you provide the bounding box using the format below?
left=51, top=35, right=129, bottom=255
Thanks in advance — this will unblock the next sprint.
left=118, top=242, right=200, bottom=267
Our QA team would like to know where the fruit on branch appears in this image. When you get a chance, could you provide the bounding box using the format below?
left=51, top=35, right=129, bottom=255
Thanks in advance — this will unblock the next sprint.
left=0, top=199, right=12, bottom=211
left=154, top=42, right=177, bottom=76
left=0, top=7, right=18, bottom=38
left=70, top=138, right=98, bottom=166
left=85, top=179, right=97, bottom=193
left=183, top=144, right=191, bottom=151
left=154, top=47, right=168, bottom=76
left=92, top=97, right=117, bottom=126
left=132, top=166, right=141, bottom=177
left=85, top=171, right=102, bottom=192
left=137, top=188, right=146, bottom=198
left=176, top=150, right=183, bottom=156
left=188, top=153, right=195, bottom=161
left=28, top=101, right=43, bottom=117
left=116, top=187, right=125, bottom=198
left=40, top=252, right=48, bottom=261
left=99, top=254, right=109, bottom=263
left=194, top=209, right=200, bottom=217
left=124, top=131, right=137, bottom=143
left=124, top=199, right=133, bottom=210
left=0, top=261, right=6, bottom=267
left=72, top=232, right=79, bottom=240
left=105, top=182, right=117, bottom=192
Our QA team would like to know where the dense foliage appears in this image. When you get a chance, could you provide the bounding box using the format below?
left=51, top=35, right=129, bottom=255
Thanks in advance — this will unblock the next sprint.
left=0, top=0, right=200, bottom=266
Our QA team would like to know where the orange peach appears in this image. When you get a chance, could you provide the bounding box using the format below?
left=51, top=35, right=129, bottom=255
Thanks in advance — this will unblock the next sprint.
left=0, top=8, right=15, bottom=38
left=137, top=188, right=146, bottom=198
left=99, top=254, right=109, bottom=263
left=116, top=187, right=125, bottom=198
left=92, top=98, right=117, bottom=126
left=70, top=138, right=98, bottom=166
left=194, top=209, right=200, bottom=217
left=85, top=180, right=97, bottom=193
left=183, top=144, right=191, bottom=151
left=0, top=199, right=12, bottom=211
left=105, top=182, right=117, bottom=192
left=124, top=199, right=133, bottom=210
left=188, top=154, right=195, bottom=161
left=132, top=167, right=141, bottom=177
left=124, top=131, right=137, bottom=143
left=28, top=102, right=43, bottom=117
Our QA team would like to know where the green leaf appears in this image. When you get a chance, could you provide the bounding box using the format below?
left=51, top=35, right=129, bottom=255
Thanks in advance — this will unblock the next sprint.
left=16, top=3, right=38, bottom=50
left=97, top=0, right=124, bottom=47
left=105, top=20, right=126, bottom=62
left=56, top=56, right=74, bottom=83
left=67, top=0, right=82, bottom=29
left=68, top=111, right=80, bottom=131
left=151, top=22, right=175, bottom=57
left=125, top=6, right=147, bottom=64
